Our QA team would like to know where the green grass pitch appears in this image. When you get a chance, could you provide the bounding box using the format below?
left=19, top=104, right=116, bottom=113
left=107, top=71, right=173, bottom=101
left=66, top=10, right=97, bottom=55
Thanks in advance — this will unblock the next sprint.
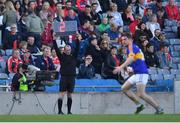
left=0, top=114, right=180, bottom=122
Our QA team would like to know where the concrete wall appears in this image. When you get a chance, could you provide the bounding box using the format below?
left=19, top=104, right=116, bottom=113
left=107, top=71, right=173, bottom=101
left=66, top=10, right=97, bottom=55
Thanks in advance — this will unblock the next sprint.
left=0, top=92, right=175, bottom=115
left=0, top=80, right=179, bottom=115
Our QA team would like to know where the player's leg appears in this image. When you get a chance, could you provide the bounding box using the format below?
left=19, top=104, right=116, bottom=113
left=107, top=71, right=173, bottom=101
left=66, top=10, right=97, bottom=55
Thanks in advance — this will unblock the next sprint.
left=136, top=74, right=164, bottom=114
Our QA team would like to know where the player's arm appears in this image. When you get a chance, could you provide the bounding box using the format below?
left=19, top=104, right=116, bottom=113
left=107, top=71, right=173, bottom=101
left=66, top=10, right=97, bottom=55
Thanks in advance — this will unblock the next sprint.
left=113, top=52, right=135, bottom=74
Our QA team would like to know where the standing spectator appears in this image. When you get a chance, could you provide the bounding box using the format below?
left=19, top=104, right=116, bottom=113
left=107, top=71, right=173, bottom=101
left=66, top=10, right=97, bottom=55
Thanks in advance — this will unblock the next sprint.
left=122, top=5, right=135, bottom=26
left=26, top=12, right=44, bottom=48
left=7, top=49, right=22, bottom=73
left=109, top=3, right=123, bottom=27
left=78, top=54, right=95, bottom=79
left=65, top=8, right=80, bottom=27
left=76, top=0, right=89, bottom=12
left=112, top=0, right=128, bottom=12
left=98, top=0, right=110, bottom=13
left=133, top=0, right=146, bottom=17
left=99, top=39, right=110, bottom=61
left=165, top=0, right=180, bottom=20
left=14, top=1, right=22, bottom=21
left=21, top=0, right=29, bottom=13
left=144, top=43, right=160, bottom=68
left=53, top=34, right=80, bottom=115
left=39, top=1, right=51, bottom=21
left=142, top=7, right=153, bottom=23
left=3, top=1, right=17, bottom=27
left=90, top=2, right=101, bottom=25
left=54, top=6, right=64, bottom=22
left=146, top=14, right=161, bottom=36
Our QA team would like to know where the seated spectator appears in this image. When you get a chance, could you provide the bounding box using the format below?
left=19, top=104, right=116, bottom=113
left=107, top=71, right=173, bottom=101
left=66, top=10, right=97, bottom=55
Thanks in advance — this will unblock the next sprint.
left=138, top=36, right=149, bottom=53
left=86, top=37, right=103, bottom=74
left=165, top=0, right=180, bottom=21
left=79, top=20, right=91, bottom=40
left=27, top=35, right=41, bottom=54
left=63, top=0, right=78, bottom=17
left=19, top=41, right=28, bottom=55
left=3, top=24, right=19, bottom=49
left=21, top=50, right=34, bottom=65
left=122, top=5, right=135, bottom=26
left=98, top=17, right=110, bottom=32
left=101, top=46, right=122, bottom=82
left=149, top=29, right=162, bottom=52
left=100, top=39, right=110, bottom=62
left=78, top=54, right=95, bottom=79
left=129, top=14, right=142, bottom=36
left=76, top=0, right=89, bottom=12
left=111, top=0, right=128, bottom=13
left=90, top=2, right=101, bottom=25
left=157, top=44, right=172, bottom=69
left=64, top=8, right=80, bottom=27
left=146, top=14, right=161, bottom=36
left=134, top=22, right=153, bottom=45
left=7, top=49, right=22, bottom=73
left=144, top=43, right=160, bottom=68
left=133, top=0, right=146, bottom=17
left=35, top=46, right=55, bottom=71
left=54, top=3, right=64, bottom=22
left=157, top=9, right=167, bottom=29
left=142, top=7, right=153, bottom=23
left=51, top=48, right=60, bottom=72
left=106, top=23, right=120, bottom=42
left=109, top=3, right=123, bottom=27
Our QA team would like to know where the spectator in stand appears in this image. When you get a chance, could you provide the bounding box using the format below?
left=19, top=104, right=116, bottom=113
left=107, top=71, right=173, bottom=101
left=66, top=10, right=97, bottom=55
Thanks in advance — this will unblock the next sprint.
left=54, top=5, right=64, bottom=22
left=98, top=17, right=110, bottom=32
left=144, top=43, right=160, bottom=68
left=149, top=29, right=162, bottom=52
left=14, top=0, right=22, bottom=21
left=86, top=37, right=103, bottom=74
left=21, top=50, right=34, bottom=65
left=90, top=2, right=101, bottom=25
left=35, top=46, right=55, bottom=71
left=129, top=14, right=142, bottom=36
left=28, top=1, right=37, bottom=14
left=26, top=11, right=44, bottom=48
left=3, top=24, right=19, bottom=49
left=101, top=46, right=122, bottom=82
left=3, top=1, right=17, bottom=27
left=21, top=0, right=29, bottom=13
left=76, top=0, right=89, bottom=12
left=134, top=22, right=153, bottom=45
left=39, top=1, right=52, bottom=21
left=78, top=54, right=95, bottom=79
left=138, top=35, right=149, bottom=53
left=19, top=41, right=28, bottom=55
left=106, top=23, right=120, bottom=42
left=122, top=5, right=135, bottom=26
left=63, top=0, right=76, bottom=17
left=100, top=39, right=110, bottom=62
left=27, top=35, right=40, bottom=54
left=79, top=20, right=91, bottom=40
left=157, top=44, right=172, bottom=69
left=109, top=3, right=123, bottom=27
left=51, top=48, right=60, bottom=72
left=41, top=14, right=53, bottom=46
left=133, top=0, right=146, bottom=17
left=146, top=14, right=161, bottom=36
left=157, top=8, right=167, bottom=29
left=78, top=5, right=93, bottom=25
left=142, top=7, right=153, bottom=23
left=7, top=49, right=22, bottom=73
left=98, top=0, right=110, bottom=13
left=111, top=0, right=129, bottom=13
left=17, top=13, right=28, bottom=41
left=64, top=8, right=80, bottom=27
left=165, top=0, right=180, bottom=21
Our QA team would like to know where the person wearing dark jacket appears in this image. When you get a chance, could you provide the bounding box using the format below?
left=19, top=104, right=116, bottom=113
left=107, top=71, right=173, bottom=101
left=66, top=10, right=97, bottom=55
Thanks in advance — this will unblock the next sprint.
left=78, top=55, right=95, bottom=79
left=144, top=43, right=160, bottom=68
left=53, top=33, right=80, bottom=115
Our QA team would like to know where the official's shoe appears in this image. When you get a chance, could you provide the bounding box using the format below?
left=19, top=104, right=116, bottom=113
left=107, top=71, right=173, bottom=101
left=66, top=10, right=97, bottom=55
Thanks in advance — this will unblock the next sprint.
left=58, top=111, right=64, bottom=115
left=135, top=104, right=145, bottom=114
left=67, top=112, right=72, bottom=115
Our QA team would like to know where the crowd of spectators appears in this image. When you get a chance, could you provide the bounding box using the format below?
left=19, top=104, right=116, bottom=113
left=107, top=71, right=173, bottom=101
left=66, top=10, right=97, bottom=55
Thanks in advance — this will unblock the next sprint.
left=0, top=0, right=179, bottom=82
